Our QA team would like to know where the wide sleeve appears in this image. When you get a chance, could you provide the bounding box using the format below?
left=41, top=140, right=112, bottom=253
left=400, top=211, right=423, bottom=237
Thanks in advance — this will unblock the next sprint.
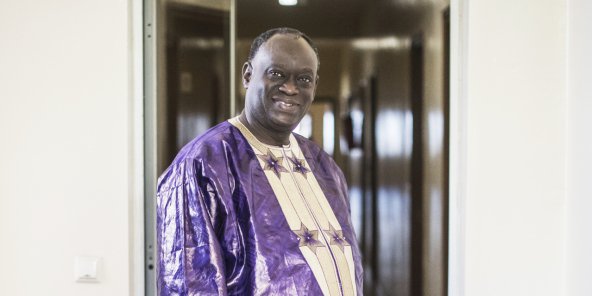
left=156, top=158, right=228, bottom=296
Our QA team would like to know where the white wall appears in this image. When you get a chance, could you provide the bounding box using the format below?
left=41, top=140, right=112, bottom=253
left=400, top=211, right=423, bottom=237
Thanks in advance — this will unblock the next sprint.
left=463, top=0, right=567, bottom=295
left=0, top=1, right=135, bottom=295
left=1, top=1, right=589, bottom=295
left=567, top=1, right=592, bottom=295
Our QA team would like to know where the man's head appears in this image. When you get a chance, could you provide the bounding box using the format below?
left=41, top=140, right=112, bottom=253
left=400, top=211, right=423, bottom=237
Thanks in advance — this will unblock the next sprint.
left=247, top=27, right=320, bottom=72
left=242, top=28, right=320, bottom=143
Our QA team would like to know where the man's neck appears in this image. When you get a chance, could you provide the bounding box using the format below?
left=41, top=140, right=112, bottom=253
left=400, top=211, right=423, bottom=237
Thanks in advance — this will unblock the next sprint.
left=238, top=112, right=291, bottom=146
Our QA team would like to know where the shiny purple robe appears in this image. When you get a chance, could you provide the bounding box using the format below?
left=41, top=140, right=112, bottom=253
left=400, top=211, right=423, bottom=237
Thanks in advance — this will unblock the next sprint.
left=157, top=121, right=363, bottom=295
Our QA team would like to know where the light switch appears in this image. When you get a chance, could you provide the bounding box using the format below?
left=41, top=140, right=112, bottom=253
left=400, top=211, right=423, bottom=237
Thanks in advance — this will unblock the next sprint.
left=75, top=256, right=100, bottom=283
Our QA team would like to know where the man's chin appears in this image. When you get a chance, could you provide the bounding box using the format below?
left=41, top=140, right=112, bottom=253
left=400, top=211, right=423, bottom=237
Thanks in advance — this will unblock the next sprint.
left=269, top=116, right=300, bottom=133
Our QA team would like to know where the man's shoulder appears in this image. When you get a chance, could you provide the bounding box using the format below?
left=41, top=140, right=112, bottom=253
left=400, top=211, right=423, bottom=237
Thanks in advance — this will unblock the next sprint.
left=157, top=121, right=244, bottom=190
left=293, top=133, right=322, bottom=153
left=176, top=120, right=240, bottom=160
left=293, top=133, right=335, bottom=166
left=187, top=120, right=236, bottom=146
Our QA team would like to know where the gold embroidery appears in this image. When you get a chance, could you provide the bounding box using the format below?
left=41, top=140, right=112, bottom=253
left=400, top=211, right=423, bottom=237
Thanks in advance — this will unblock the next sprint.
left=257, top=149, right=288, bottom=178
left=294, top=223, right=324, bottom=253
left=229, top=117, right=356, bottom=296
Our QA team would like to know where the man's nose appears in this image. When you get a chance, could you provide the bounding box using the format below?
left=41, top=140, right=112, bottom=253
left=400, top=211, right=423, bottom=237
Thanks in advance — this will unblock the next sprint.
left=279, top=78, right=299, bottom=95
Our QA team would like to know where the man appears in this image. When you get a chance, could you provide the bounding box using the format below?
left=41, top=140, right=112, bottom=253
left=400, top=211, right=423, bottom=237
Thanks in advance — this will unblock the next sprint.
left=157, top=27, right=363, bottom=296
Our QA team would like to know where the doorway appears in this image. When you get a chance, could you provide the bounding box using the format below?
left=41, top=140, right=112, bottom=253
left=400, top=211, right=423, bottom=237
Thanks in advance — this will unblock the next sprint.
left=143, top=1, right=452, bottom=295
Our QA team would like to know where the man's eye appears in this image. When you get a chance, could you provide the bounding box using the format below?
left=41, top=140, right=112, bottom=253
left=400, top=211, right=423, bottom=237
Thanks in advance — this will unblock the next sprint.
left=298, top=76, right=313, bottom=83
left=269, top=71, right=284, bottom=78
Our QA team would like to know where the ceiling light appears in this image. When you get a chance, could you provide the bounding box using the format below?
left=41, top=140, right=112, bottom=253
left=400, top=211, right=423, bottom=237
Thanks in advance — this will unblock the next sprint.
left=351, top=37, right=410, bottom=50
left=279, top=0, right=298, bottom=6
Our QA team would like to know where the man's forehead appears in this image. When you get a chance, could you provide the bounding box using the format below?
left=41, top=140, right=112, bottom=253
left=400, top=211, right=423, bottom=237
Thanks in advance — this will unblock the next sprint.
left=255, top=34, right=317, bottom=66
left=266, top=33, right=303, bottom=43
left=262, top=34, right=309, bottom=52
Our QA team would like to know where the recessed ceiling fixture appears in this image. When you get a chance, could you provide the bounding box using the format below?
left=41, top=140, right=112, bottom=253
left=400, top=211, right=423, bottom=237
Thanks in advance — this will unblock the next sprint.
left=351, top=37, right=410, bottom=50
left=279, top=0, right=298, bottom=6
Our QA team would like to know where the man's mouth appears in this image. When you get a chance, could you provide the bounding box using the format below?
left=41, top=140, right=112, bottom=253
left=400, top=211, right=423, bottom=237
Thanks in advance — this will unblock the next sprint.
left=279, top=101, right=295, bottom=108
left=273, top=98, right=299, bottom=111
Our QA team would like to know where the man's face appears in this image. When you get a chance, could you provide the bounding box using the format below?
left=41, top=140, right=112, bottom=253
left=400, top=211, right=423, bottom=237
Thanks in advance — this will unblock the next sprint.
left=243, top=34, right=318, bottom=134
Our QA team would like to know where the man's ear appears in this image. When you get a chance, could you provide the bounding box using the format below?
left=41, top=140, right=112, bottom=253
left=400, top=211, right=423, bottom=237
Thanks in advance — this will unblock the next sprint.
left=242, top=62, right=252, bottom=89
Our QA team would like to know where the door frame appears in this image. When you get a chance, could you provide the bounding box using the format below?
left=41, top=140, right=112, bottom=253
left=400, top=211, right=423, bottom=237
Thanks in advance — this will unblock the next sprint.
left=135, top=0, right=469, bottom=295
left=448, top=0, right=469, bottom=295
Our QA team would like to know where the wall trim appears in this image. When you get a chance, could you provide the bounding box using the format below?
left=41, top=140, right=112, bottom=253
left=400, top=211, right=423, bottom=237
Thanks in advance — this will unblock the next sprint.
left=448, top=0, right=468, bottom=295
left=130, top=0, right=146, bottom=295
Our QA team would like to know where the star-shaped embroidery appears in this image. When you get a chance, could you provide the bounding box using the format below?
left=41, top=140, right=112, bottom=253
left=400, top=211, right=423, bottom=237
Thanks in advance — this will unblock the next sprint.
left=293, top=223, right=324, bottom=253
left=324, top=224, right=350, bottom=253
left=288, top=154, right=310, bottom=176
left=257, top=149, right=288, bottom=178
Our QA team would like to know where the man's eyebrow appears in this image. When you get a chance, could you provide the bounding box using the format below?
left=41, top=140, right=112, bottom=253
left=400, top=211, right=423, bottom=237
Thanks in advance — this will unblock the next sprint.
left=267, top=64, right=315, bottom=73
